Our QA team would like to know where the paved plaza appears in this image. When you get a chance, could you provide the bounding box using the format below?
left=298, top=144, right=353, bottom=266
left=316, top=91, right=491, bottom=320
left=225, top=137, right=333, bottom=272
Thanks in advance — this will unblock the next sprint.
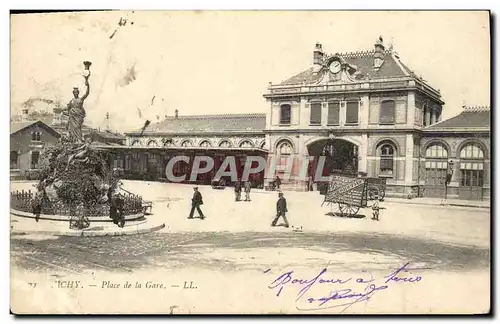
left=10, top=180, right=491, bottom=314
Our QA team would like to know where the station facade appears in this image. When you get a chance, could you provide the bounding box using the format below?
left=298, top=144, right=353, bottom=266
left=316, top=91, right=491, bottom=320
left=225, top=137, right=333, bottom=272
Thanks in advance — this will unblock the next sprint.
left=113, top=37, right=489, bottom=200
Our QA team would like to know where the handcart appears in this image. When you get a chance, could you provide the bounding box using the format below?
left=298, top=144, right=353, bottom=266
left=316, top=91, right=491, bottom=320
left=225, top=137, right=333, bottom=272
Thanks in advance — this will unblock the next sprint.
left=321, top=174, right=370, bottom=217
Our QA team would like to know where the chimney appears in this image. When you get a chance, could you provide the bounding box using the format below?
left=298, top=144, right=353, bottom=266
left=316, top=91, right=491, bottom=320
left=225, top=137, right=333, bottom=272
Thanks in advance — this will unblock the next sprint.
left=373, top=35, right=385, bottom=69
left=313, top=42, right=324, bottom=73
left=21, top=108, right=29, bottom=122
left=175, top=109, right=179, bottom=119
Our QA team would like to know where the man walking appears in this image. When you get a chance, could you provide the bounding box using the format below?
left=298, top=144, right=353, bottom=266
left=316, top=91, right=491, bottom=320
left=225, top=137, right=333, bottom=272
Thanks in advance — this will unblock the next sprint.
left=244, top=181, right=252, bottom=202
left=234, top=180, right=242, bottom=202
left=271, top=192, right=289, bottom=228
left=188, top=187, right=205, bottom=219
left=275, top=175, right=281, bottom=190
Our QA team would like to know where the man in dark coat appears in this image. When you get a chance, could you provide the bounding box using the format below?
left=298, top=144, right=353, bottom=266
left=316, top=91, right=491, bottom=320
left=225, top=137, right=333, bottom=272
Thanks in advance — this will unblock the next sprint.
left=189, top=187, right=205, bottom=219
left=234, top=181, right=242, bottom=202
left=275, top=175, right=281, bottom=190
left=271, top=192, right=289, bottom=228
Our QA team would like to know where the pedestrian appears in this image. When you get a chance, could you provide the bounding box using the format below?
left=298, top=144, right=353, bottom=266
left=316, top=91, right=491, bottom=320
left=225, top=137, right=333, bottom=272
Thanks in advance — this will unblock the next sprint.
left=371, top=194, right=384, bottom=221
left=308, top=175, right=314, bottom=192
left=188, top=187, right=205, bottom=219
left=32, top=192, right=43, bottom=223
left=275, top=175, right=281, bottom=190
left=234, top=180, right=242, bottom=202
left=271, top=192, right=289, bottom=228
left=244, top=181, right=251, bottom=201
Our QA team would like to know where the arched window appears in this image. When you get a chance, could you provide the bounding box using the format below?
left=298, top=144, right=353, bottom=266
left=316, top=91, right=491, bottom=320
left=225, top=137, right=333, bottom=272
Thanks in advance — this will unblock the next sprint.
left=199, top=140, right=212, bottom=148
left=426, top=143, right=448, bottom=159
left=180, top=140, right=192, bottom=147
left=10, top=151, right=18, bottom=169
left=147, top=140, right=158, bottom=147
left=162, top=138, right=173, bottom=147
left=219, top=140, right=232, bottom=148
left=459, top=143, right=485, bottom=190
left=380, top=100, right=396, bottom=125
left=379, top=143, right=395, bottom=176
left=280, top=104, right=291, bottom=125
left=425, top=143, right=449, bottom=187
left=277, top=140, right=293, bottom=156
left=460, top=143, right=484, bottom=160
left=239, top=140, right=254, bottom=148
left=131, top=140, right=140, bottom=146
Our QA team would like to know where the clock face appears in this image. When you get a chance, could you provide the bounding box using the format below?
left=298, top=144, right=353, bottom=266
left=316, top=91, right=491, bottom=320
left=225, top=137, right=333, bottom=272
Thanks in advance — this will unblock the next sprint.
left=329, top=61, right=341, bottom=74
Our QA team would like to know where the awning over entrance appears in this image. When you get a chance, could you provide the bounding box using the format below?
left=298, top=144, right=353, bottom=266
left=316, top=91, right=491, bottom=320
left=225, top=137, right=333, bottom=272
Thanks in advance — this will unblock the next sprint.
left=92, top=144, right=269, bottom=154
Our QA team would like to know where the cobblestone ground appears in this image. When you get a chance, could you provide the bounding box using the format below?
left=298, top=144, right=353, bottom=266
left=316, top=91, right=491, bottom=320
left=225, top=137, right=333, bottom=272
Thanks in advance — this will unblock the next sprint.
left=10, top=181, right=491, bottom=314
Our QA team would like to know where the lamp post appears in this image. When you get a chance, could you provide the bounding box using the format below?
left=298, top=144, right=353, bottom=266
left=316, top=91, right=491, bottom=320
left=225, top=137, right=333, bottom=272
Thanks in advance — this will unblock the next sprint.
left=83, top=61, right=92, bottom=77
left=445, top=159, right=455, bottom=200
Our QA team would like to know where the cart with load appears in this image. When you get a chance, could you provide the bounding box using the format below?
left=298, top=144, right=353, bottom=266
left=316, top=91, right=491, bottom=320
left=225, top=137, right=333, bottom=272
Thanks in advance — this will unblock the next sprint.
left=321, top=174, right=371, bottom=217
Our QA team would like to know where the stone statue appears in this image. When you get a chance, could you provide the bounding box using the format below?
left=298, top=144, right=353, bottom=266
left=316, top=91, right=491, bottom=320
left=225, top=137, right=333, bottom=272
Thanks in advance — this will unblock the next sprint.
left=64, top=63, right=91, bottom=143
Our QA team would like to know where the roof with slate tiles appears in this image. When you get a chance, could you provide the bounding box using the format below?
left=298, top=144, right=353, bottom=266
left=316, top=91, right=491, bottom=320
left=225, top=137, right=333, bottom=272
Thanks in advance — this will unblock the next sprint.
left=126, top=113, right=266, bottom=135
left=424, top=106, right=490, bottom=132
left=278, top=50, right=412, bottom=86
left=10, top=120, right=61, bottom=137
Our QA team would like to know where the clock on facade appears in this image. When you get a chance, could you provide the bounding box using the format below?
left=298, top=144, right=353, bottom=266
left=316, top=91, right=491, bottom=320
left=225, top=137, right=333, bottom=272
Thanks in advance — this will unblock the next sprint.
left=329, top=61, right=341, bottom=74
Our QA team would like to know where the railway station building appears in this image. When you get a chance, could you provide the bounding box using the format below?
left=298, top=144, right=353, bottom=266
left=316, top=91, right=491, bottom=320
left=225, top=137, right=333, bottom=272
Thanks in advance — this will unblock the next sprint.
left=106, top=37, right=489, bottom=201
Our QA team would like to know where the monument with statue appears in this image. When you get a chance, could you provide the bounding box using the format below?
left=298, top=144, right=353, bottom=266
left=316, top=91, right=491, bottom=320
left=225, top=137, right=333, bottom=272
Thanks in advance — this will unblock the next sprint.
left=10, top=62, right=147, bottom=230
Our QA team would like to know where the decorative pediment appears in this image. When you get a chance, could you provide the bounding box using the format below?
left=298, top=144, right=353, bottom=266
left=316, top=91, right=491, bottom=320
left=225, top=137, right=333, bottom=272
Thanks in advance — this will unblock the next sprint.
left=314, top=54, right=359, bottom=85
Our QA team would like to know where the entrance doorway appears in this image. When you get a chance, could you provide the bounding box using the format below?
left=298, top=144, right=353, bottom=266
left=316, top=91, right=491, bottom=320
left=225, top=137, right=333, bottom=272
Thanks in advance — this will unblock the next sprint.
left=307, top=138, right=359, bottom=180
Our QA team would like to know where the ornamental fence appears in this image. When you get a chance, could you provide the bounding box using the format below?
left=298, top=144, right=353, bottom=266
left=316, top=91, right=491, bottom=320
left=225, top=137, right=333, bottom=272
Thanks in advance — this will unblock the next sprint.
left=10, top=190, right=143, bottom=217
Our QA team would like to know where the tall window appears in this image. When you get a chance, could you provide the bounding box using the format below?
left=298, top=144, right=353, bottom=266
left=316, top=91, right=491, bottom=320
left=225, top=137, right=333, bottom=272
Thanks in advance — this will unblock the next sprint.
left=425, top=144, right=449, bottom=186
left=345, top=102, right=359, bottom=124
left=327, top=101, right=340, bottom=125
left=31, top=131, right=41, bottom=141
left=200, top=140, right=212, bottom=147
left=280, top=104, right=291, bottom=125
left=31, top=151, right=40, bottom=169
left=219, top=140, right=231, bottom=148
left=379, top=143, right=395, bottom=177
left=380, top=100, right=396, bottom=125
left=459, top=143, right=485, bottom=187
left=310, top=102, right=322, bottom=125
left=239, top=140, right=254, bottom=148
left=10, top=151, right=19, bottom=169
left=277, top=140, right=293, bottom=173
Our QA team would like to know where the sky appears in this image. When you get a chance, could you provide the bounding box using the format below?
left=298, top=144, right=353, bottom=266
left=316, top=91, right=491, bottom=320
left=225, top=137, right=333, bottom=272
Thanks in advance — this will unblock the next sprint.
left=10, top=11, right=490, bottom=132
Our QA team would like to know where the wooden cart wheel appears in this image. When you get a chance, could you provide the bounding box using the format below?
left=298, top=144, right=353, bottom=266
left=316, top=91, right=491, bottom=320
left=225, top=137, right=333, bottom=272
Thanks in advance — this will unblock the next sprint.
left=368, top=186, right=379, bottom=200
left=338, top=203, right=360, bottom=217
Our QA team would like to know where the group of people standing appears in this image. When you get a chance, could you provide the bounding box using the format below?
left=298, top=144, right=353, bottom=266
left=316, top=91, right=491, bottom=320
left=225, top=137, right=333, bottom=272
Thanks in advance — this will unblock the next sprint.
left=233, top=181, right=252, bottom=202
